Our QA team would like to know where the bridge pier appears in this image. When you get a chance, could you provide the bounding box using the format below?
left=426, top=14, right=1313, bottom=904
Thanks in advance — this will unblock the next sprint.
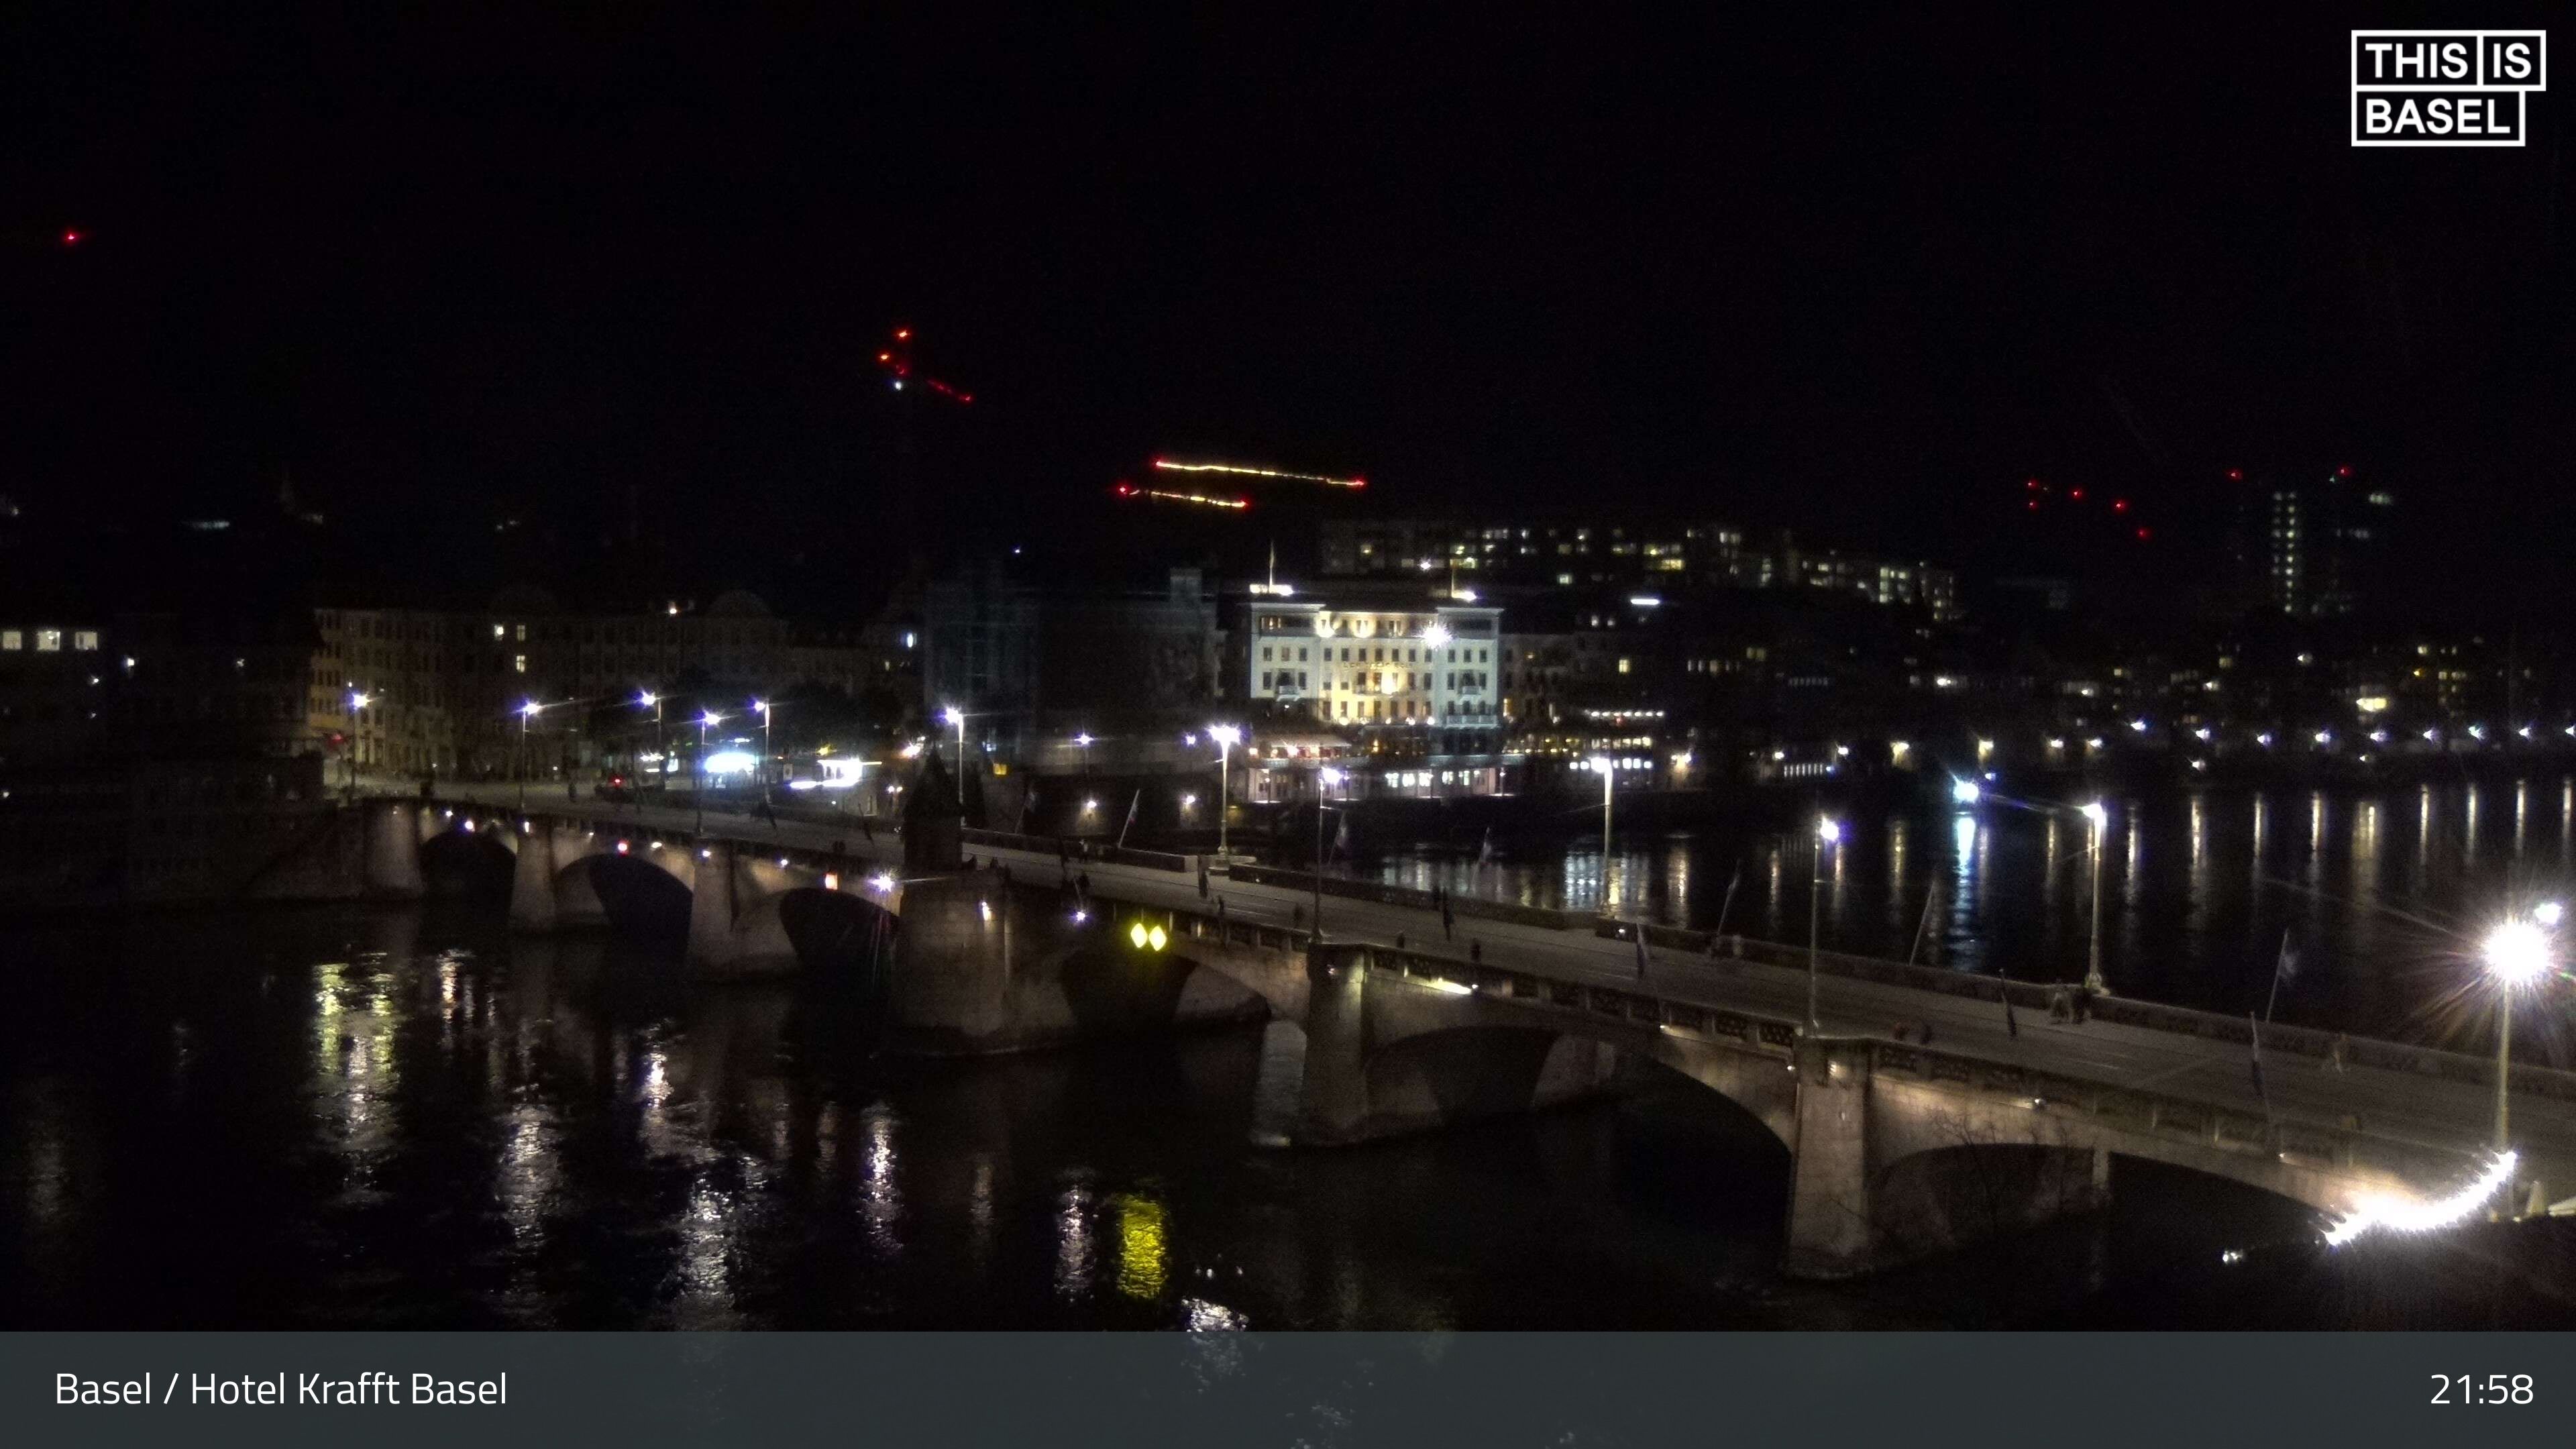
left=687, top=840, right=741, bottom=967
left=1783, top=1035, right=1878, bottom=1277
left=1295, top=945, right=1373, bottom=1143
left=364, top=802, right=425, bottom=898
left=508, top=820, right=559, bottom=932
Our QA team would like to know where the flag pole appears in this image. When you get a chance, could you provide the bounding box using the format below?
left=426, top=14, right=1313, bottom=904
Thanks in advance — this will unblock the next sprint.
left=1906, top=881, right=1938, bottom=965
left=2264, top=929, right=2290, bottom=1024
left=1713, top=860, right=1741, bottom=942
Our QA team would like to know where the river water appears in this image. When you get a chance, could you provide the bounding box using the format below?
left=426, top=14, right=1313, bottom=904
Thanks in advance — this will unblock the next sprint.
left=6, top=777, right=2575, bottom=1330
left=1359, top=775, right=2576, bottom=1046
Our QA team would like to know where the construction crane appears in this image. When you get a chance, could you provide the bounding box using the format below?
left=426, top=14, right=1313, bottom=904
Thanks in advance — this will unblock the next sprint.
left=875, top=325, right=974, bottom=405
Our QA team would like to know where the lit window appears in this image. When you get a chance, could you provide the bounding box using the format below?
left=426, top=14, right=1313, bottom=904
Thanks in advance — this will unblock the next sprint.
left=0, top=630, right=18, bottom=651
left=36, top=629, right=62, bottom=652
left=514, top=655, right=528, bottom=674
left=72, top=630, right=99, bottom=651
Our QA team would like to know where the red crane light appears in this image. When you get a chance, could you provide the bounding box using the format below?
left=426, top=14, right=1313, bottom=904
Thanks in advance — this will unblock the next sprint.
left=2025, top=500, right=2039, bottom=512
left=893, top=327, right=911, bottom=341
left=2135, top=527, right=2152, bottom=541
left=2226, top=469, right=2243, bottom=481
left=2336, top=466, right=2353, bottom=477
left=2068, top=487, right=2084, bottom=500
left=61, top=229, right=80, bottom=246
left=2112, top=498, right=2129, bottom=513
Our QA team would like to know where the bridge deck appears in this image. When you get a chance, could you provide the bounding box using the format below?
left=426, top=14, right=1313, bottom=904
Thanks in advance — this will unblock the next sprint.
left=420, top=787, right=2576, bottom=1197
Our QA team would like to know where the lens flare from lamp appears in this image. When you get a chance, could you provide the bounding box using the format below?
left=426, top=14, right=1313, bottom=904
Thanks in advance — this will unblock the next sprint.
left=2484, top=920, right=2551, bottom=986
left=2322, top=1151, right=2518, bottom=1246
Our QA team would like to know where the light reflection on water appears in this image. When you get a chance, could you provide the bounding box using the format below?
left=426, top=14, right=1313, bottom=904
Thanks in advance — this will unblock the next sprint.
left=2, top=869, right=2564, bottom=1332
left=1359, top=775, right=2576, bottom=1033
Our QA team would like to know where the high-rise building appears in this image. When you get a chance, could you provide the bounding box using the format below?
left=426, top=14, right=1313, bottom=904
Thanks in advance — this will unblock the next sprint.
left=1318, top=517, right=1956, bottom=617
left=2235, top=468, right=2396, bottom=617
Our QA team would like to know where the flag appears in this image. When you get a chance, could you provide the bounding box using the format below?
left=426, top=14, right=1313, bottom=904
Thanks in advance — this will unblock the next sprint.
left=1333, top=812, right=1351, bottom=858
left=2248, top=1012, right=2273, bottom=1120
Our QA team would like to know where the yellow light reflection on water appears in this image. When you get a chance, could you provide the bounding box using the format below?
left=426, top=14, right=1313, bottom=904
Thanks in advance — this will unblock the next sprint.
left=1110, top=1192, right=1169, bottom=1300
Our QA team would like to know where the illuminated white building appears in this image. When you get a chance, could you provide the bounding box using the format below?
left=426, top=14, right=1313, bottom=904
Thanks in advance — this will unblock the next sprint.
left=1240, top=587, right=1509, bottom=798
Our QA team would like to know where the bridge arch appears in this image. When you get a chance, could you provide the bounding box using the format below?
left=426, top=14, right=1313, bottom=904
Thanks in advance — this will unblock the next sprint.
left=417, top=824, right=516, bottom=898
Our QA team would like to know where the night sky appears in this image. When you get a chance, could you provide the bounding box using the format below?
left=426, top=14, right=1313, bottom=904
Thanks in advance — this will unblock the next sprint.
left=5, top=7, right=2572, bottom=611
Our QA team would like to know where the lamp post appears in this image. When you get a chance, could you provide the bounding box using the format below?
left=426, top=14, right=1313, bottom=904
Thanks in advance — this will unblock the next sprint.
left=1314, top=766, right=1346, bottom=938
left=638, top=690, right=663, bottom=792
left=753, top=699, right=773, bottom=798
left=941, top=705, right=967, bottom=780
left=698, top=710, right=722, bottom=832
left=1591, top=755, right=1615, bottom=861
left=516, top=700, right=542, bottom=810
left=2483, top=916, right=2555, bottom=1153
left=1809, top=816, right=1841, bottom=1028
left=347, top=690, right=371, bottom=800
left=1075, top=733, right=1093, bottom=775
left=2080, top=800, right=2109, bottom=994
left=1209, top=724, right=1242, bottom=863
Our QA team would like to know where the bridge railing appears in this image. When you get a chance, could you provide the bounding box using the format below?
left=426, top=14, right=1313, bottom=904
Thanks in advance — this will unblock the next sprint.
left=960, top=826, right=1193, bottom=874
left=1867, top=1038, right=2476, bottom=1185
left=1227, top=863, right=1585, bottom=930
left=1340, top=939, right=2477, bottom=1186
left=1595, top=917, right=2576, bottom=1108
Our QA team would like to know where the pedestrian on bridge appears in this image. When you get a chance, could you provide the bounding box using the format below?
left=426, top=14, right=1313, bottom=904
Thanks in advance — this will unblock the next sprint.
left=1442, top=899, right=1454, bottom=942
left=1216, top=895, right=1227, bottom=929
left=1470, top=940, right=1482, bottom=965
left=1198, top=861, right=1210, bottom=901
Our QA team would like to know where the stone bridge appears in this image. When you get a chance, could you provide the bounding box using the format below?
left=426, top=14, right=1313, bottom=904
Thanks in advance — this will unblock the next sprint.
left=357, top=794, right=2544, bottom=1280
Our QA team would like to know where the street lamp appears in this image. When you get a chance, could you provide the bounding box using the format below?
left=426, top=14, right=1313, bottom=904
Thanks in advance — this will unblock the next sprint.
left=1949, top=777, right=1980, bottom=806
left=517, top=700, right=543, bottom=810
left=1208, top=724, right=1242, bottom=862
left=1591, top=755, right=1615, bottom=863
left=698, top=709, right=722, bottom=830
left=1074, top=733, right=1094, bottom=775
left=753, top=699, right=773, bottom=796
left=638, top=690, right=663, bottom=790
left=2080, top=800, right=2109, bottom=994
left=1809, top=816, right=1841, bottom=1028
left=941, top=705, right=967, bottom=781
left=1315, top=765, right=1347, bottom=937
left=2483, top=918, right=2554, bottom=1152
left=347, top=690, right=372, bottom=798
